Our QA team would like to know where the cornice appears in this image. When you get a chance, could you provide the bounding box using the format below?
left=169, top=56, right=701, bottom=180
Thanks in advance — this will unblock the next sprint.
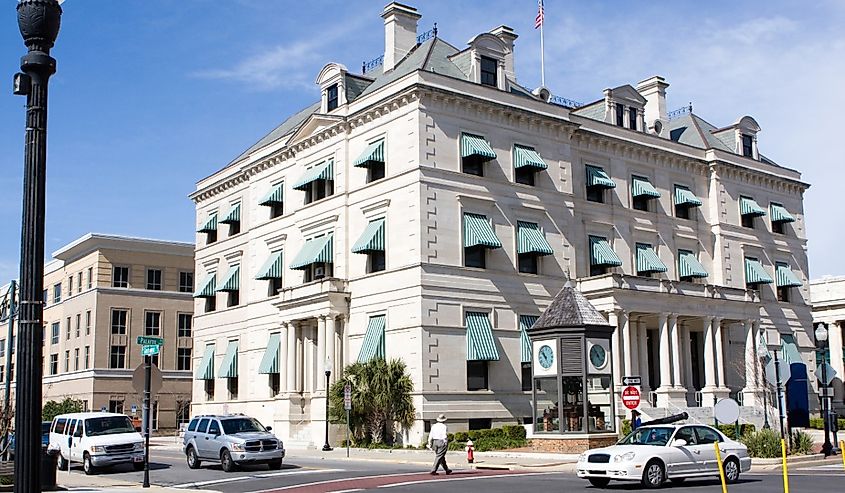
left=711, top=161, right=809, bottom=195
left=571, top=130, right=709, bottom=177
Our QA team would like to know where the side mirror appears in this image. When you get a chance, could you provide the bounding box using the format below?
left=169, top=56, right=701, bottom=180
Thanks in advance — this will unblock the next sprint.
left=265, top=426, right=272, bottom=432
left=671, top=439, right=688, bottom=447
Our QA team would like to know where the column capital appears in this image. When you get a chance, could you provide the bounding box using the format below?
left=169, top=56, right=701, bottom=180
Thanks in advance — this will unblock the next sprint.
left=703, top=315, right=714, bottom=324
left=657, top=312, right=668, bottom=324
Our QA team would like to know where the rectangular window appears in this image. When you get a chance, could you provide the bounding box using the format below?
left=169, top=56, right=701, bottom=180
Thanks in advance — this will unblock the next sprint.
left=109, top=345, right=126, bottom=369
left=303, top=179, right=334, bottom=205
left=368, top=251, right=386, bottom=273
left=68, top=276, right=73, bottom=295
left=480, top=56, right=497, bottom=87
left=304, top=262, right=333, bottom=283
left=53, top=283, right=61, bottom=303
left=742, top=134, right=754, bottom=157
left=0, top=340, right=4, bottom=358
left=87, top=267, right=93, bottom=289
left=462, top=157, right=485, bottom=176
left=206, top=230, right=217, bottom=244
left=270, top=373, right=281, bottom=396
left=112, top=266, right=129, bottom=288
left=628, top=107, right=638, bottom=130
left=179, top=271, right=194, bottom=293
left=675, top=203, right=691, bottom=219
left=111, top=309, right=128, bottom=335
left=84, top=346, right=90, bottom=369
left=145, top=311, right=161, bottom=336
left=521, top=362, right=532, bottom=391
left=616, top=103, right=625, bottom=127
left=772, top=220, right=784, bottom=234
left=43, top=289, right=48, bottom=305
left=590, top=264, right=609, bottom=277
left=205, top=380, right=215, bottom=401
left=469, top=418, right=492, bottom=430
left=51, top=322, right=59, bottom=345
left=178, top=314, right=192, bottom=337
left=228, top=378, right=239, bottom=400
left=271, top=202, right=284, bottom=219
left=150, top=353, right=159, bottom=368
left=269, top=278, right=283, bottom=297
left=464, top=246, right=486, bottom=269
left=515, top=167, right=535, bottom=186
left=518, top=253, right=539, bottom=274
left=77, top=272, right=83, bottom=293
left=66, top=317, right=71, bottom=340
left=177, top=348, right=192, bottom=371
left=227, top=291, right=239, bottom=308
left=586, top=186, right=604, bottom=203
left=176, top=401, right=191, bottom=427
left=327, top=84, right=339, bottom=111
left=467, top=361, right=489, bottom=391
left=146, top=269, right=162, bottom=290
left=632, top=195, right=650, bottom=211
left=368, top=162, right=386, bottom=183
left=49, top=354, right=58, bottom=375
left=205, top=297, right=216, bottom=313
left=74, top=348, right=79, bottom=371
left=85, top=310, right=91, bottom=335
left=741, top=213, right=755, bottom=229
left=75, top=314, right=81, bottom=338
left=0, top=366, right=4, bottom=382
left=108, top=400, right=124, bottom=414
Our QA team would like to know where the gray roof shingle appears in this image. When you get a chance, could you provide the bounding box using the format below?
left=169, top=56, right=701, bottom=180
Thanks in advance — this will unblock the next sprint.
left=533, top=281, right=611, bottom=329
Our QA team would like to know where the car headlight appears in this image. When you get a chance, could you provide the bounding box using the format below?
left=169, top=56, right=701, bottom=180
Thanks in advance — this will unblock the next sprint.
left=577, top=453, right=587, bottom=463
left=133, top=442, right=144, bottom=452
left=277, top=440, right=284, bottom=450
left=614, top=451, right=636, bottom=462
left=230, top=443, right=245, bottom=452
left=90, top=445, right=106, bottom=454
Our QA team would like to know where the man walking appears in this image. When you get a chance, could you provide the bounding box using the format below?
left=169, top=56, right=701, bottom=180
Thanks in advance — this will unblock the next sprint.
left=428, top=414, right=452, bottom=475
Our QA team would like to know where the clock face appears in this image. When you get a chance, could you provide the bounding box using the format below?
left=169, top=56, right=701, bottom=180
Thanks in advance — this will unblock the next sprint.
left=590, top=344, right=607, bottom=370
left=538, top=345, right=554, bottom=369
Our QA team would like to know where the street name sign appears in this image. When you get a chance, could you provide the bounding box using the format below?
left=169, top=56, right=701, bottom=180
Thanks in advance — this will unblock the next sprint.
left=137, top=336, right=164, bottom=346
left=141, top=345, right=160, bottom=356
left=344, top=384, right=352, bottom=411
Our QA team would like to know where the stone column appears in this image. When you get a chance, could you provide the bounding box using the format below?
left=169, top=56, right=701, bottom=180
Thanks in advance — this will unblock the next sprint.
left=629, top=316, right=640, bottom=378
left=608, top=311, right=622, bottom=389
left=637, top=319, right=650, bottom=393
left=655, top=313, right=676, bottom=407
left=620, top=311, right=633, bottom=378
left=715, top=320, right=728, bottom=391
left=701, top=317, right=727, bottom=404
left=680, top=324, right=694, bottom=398
left=278, top=322, right=289, bottom=393
left=316, top=316, right=326, bottom=390
left=288, top=322, right=299, bottom=392
left=830, top=321, right=845, bottom=405
left=742, top=319, right=758, bottom=405
left=669, top=314, right=683, bottom=389
left=326, top=315, right=336, bottom=383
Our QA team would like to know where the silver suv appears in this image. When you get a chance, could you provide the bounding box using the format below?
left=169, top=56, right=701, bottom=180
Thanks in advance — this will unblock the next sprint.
left=182, top=414, right=285, bottom=472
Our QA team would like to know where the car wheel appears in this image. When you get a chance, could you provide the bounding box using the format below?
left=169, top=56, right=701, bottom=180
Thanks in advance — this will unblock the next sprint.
left=56, top=454, right=68, bottom=471
left=641, top=459, right=665, bottom=489
left=588, top=477, right=611, bottom=488
left=186, top=446, right=201, bottom=469
left=133, top=462, right=145, bottom=471
left=723, top=457, right=740, bottom=484
left=267, top=459, right=283, bottom=470
left=83, top=453, right=96, bottom=475
left=220, top=449, right=237, bottom=473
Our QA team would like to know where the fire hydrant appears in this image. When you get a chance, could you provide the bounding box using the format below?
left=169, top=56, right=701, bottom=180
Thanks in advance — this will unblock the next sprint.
left=465, top=439, right=475, bottom=463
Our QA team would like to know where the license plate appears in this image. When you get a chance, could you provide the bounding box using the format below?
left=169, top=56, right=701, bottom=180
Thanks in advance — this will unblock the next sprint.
left=133, top=456, right=144, bottom=463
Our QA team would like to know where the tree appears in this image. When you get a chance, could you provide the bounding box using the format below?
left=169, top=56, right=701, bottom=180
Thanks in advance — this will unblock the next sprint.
left=329, top=358, right=416, bottom=445
left=42, top=397, right=84, bottom=422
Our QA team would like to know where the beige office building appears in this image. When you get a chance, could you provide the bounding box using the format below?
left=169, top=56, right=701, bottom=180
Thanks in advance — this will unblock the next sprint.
left=811, top=277, right=845, bottom=416
left=190, top=3, right=813, bottom=447
left=2, top=234, right=196, bottom=430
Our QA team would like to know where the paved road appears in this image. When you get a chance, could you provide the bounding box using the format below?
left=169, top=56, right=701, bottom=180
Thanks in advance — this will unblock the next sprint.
left=63, top=446, right=845, bottom=493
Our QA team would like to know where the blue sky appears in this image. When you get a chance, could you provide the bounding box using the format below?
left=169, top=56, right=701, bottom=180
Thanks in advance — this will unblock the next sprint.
left=1, top=0, right=843, bottom=281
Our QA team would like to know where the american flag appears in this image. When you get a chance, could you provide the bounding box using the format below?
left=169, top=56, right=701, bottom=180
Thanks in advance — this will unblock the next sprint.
left=535, top=0, right=545, bottom=29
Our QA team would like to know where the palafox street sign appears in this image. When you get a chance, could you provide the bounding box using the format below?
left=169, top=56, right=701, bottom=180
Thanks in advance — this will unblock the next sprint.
left=137, top=336, right=164, bottom=347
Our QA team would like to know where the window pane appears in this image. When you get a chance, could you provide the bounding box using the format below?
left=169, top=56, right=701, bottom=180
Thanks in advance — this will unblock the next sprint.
left=480, top=56, right=497, bottom=87
left=534, top=377, right=560, bottom=432
left=466, top=361, right=488, bottom=390
left=587, top=375, right=614, bottom=432
left=561, top=376, right=585, bottom=432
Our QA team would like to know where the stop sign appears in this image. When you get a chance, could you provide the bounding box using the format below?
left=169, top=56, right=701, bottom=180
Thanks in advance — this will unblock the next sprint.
left=622, top=386, right=641, bottom=410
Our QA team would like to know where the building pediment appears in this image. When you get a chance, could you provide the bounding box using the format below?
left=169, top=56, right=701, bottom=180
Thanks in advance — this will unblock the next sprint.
left=287, top=113, right=345, bottom=146
left=608, top=84, right=647, bottom=105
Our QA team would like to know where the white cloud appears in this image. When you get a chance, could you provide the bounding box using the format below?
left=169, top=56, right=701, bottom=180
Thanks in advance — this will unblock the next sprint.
left=195, top=40, right=323, bottom=91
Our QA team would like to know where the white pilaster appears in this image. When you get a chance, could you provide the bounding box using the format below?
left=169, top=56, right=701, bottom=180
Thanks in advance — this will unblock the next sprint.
left=278, top=322, right=289, bottom=393
left=286, top=322, right=296, bottom=392
left=317, top=316, right=326, bottom=390
left=326, top=315, right=336, bottom=383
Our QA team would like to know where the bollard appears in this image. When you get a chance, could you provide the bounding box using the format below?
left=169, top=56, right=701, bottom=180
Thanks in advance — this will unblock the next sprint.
left=841, top=440, right=845, bottom=471
left=780, top=438, right=790, bottom=493
left=714, top=442, right=728, bottom=493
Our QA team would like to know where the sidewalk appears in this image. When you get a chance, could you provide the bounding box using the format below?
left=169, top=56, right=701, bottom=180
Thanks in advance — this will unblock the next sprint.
left=56, top=470, right=215, bottom=493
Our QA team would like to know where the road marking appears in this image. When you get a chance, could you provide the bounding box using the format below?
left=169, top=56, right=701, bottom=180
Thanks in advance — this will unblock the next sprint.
left=248, top=472, right=425, bottom=493
left=171, top=468, right=343, bottom=488
left=376, top=471, right=553, bottom=488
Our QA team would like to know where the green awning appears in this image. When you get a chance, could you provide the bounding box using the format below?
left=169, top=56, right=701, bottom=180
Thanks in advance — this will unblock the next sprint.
left=586, top=165, right=616, bottom=189
left=631, top=176, right=660, bottom=198
left=464, top=213, right=502, bottom=249
left=678, top=250, right=708, bottom=279
left=770, top=204, right=795, bottom=223
left=775, top=263, right=802, bottom=287
left=357, top=315, right=386, bottom=363
left=589, top=236, right=622, bottom=267
left=513, top=145, right=547, bottom=170
left=460, top=133, right=496, bottom=161
left=259, top=183, right=284, bottom=206
left=745, top=258, right=773, bottom=285
left=780, top=334, right=804, bottom=366
left=220, top=203, right=241, bottom=224
left=255, top=251, right=284, bottom=280
left=293, top=160, right=333, bottom=190
left=290, top=235, right=333, bottom=270
left=198, top=212, right=218, bottom=233
left=466, top=312, right=499, bottom=361
left=519, top=315, right=538, bottom=364
left=740, top=196, right=767, bottom=216
left=674, top=186, right=702, bottom=207
left=218, top=340, right=239, bottom=379
left=216, top=265, right=240, bottom=292
left=195, top=344, right=215, bottom=380
left=636, top=243, right=668, bottom=274
left=351, top=218, right=385, bottom=253
left=517, top=221, right=553, bottom=255
left=258, top=333, right=281, bottom=374
left=353, top=140, right=385, bottom=168
left=193, top=273, right=216, bottom=298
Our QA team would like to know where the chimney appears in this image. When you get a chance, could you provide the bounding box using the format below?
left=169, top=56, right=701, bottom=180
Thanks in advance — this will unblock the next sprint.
left=490, top=25, right=518, bottom=81
left=382, top=3, right=421, bottom=72
left=636, top=76, right=669, bottom=134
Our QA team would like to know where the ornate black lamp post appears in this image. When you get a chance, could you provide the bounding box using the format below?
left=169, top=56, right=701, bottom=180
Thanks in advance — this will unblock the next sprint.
left=13, top=1, right=62, bottom=490
left=756, top=341, right=771, bottom=429
left=815, top=324, right=834, bottom=457
left=322, top=358, right=333, bottom=452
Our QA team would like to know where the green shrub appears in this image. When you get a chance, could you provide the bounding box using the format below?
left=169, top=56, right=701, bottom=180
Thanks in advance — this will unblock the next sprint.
left=453, top=431, right=469, bottom=443
left=791, top=429, right=814, bottom=455
left=741, top=428, right=782, bottom=458
left=809, top=417, right=845, bottom=430
left=717, top=423, right=756, bottom=440
left=620, top=419, right=631, bottom=437
left=502, top=425, right=527, bottom=441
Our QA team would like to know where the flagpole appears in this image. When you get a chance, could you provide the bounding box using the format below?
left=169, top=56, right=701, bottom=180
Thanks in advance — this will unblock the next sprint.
left=540, top=20, right=545, bottom=87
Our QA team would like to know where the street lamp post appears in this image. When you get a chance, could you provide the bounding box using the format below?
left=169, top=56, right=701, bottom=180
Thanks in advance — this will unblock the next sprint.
left=13, top=1, right=62, bottom=491
left=756, top=341, right=771, bottom=430
left=322, top=358, right=333, bottom=452
left=815, top=324, right=834, bottom=457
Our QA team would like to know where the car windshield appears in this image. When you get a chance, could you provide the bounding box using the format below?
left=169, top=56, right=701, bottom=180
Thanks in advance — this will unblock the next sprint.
left=85, top=416, right=136, bottom=437
left=618, top=427, right=675, bottom=446
left=221, top=418, right=266, bottom=435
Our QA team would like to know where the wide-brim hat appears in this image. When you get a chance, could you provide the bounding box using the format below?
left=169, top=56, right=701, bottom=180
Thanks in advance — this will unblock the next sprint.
left=436, top=414, right=447, bottom=423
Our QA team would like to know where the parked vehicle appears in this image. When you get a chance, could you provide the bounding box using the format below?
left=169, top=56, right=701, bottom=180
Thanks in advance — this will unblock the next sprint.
left=182, top=414, right=285, bottom=472
left=7, top=421, right=51, bottom=459
left=576, top=424, right=751, bottom=489
left=49, top=412, right=144, bottom=475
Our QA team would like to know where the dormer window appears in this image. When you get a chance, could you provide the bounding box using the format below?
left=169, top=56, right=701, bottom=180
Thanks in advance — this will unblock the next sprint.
left=628, top=107, right=638, bottom=130
left=616, top=103, right=625, bottom=127
left=326, top=84, right=339, bottom=111
left=741, top=134, right=753, bottom=158
left=480, top=56, right=497, bottom=87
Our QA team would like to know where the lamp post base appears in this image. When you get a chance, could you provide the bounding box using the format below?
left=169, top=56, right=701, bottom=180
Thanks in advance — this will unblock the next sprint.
left=322, top=444, right=333, bottom=452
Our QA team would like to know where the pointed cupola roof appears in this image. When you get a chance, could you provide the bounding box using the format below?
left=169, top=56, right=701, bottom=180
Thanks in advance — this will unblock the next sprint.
left=532, top=281, right=612, bottom=330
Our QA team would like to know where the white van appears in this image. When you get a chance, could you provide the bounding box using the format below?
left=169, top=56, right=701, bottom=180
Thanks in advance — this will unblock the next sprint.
left=49, top=412, right=144, bottom=475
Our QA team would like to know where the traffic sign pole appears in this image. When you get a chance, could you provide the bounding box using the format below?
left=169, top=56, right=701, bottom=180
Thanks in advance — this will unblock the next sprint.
left=143, top=354, right=151, bottom=488
left=344, top=384, right=352, bottom=458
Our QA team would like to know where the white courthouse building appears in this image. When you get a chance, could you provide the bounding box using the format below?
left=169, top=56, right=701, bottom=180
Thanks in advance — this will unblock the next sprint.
left=190, top=3, right=813, bottom=446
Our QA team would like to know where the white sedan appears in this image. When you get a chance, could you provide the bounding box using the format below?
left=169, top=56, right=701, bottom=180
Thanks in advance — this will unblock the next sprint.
left=576, top=424, right=752, bottom=489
